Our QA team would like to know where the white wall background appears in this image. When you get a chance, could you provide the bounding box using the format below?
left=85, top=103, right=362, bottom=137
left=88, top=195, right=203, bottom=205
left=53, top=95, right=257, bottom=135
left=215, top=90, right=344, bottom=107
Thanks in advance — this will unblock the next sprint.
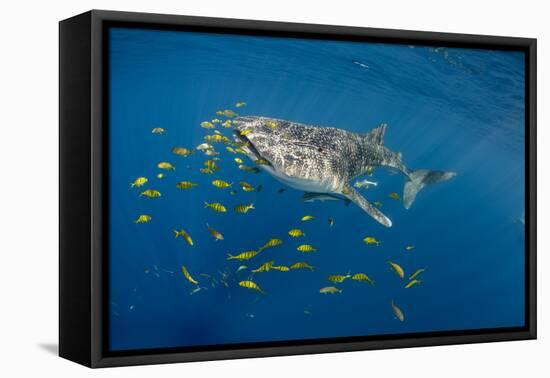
left=0, top=0, right=546, bottom=376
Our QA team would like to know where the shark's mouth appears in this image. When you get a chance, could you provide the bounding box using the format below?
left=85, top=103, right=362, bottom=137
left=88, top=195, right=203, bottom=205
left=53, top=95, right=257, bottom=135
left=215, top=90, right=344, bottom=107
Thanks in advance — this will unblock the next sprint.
left=232, top=130, right=271, bottom=167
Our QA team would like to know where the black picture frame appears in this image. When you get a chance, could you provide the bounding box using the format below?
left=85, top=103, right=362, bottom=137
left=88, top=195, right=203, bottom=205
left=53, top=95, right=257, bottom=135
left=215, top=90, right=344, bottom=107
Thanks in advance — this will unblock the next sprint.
left=59, top=9, right=537, bottom=368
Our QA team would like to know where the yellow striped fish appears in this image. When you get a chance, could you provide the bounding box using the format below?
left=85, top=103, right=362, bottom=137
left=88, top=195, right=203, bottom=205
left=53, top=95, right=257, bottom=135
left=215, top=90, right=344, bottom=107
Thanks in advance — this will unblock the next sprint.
left=240, top=129, right=253, bottom=136
left=200, top=168, right=214, bottom=174
left=271, top=265, right=290, bottom=272
left=204, top=134, right=225, bottom=143
left=234, top=203, right=255, bottom=213
left=239, top=181, right=255, bottom=191
left=405, top=279, right=422, bottom=289
left=252, top=261, right=275, bottom=273
left=203, top=160, right=219, bottom=171
left=157, top=162, right=175, bottom=170
left=172, top=147, right=194, bottom=156
left=216, top=109, right=238, bottom=117
left=388, top=261, right=405, bottom=279
left=206, top=224, right=224, bottom=241
left=327, top=274, right=351, bottom=283
left=176, top=181, right=198, bottom=189
left=288, top=229, right=305, bottom=237
left=389, top=192, right=401, bottom=200
left=409, top=268, right=425, bottom=280
left=200, top=121, right=215, bottom=129
left=204, top=202, right=226, bottom=212
left=289, top=262, right=314, bottom=271
left=140, top=189, right=161, bottom=198
left=301, top=215, right=315, bottom=221
left=130, top=177, right=148, bottom=188
left=227, top=250, right=259, bottom=261
left=181, top=266, right=198, bottom=285
left=238, top=164, right=260, bottom=173
left=363, top=236, right=381, bottom=245
left=134, top=215, right=151, bottom=224
left=238, top=280, right=265, bottom=294
left=297, top=244, right=316, bottom=253
left=258, top=238, right=283, bottom=252
left=212, top=179, right=232, bottom=189
left=174, top=229, right=193, bottom=246
left=351, top=273, right=374, bottom=285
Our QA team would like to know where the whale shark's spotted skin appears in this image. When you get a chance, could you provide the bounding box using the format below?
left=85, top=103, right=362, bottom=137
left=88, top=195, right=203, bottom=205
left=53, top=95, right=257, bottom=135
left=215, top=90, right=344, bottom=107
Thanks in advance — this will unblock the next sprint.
left=233, top=116, right=456, bottom=227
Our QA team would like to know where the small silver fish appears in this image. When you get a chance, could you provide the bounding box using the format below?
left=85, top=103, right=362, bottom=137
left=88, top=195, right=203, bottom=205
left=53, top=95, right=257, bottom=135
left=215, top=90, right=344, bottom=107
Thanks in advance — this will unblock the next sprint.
left=353, top=179, right=378, bottom=188
left=190, top=286, right=205, bottom=295
left=353, top=60, right=369, bottom=69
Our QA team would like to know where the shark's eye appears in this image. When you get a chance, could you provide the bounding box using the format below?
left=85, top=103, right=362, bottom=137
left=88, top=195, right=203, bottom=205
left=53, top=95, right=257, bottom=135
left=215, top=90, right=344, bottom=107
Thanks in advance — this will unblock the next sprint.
left=318, top=147, right=323, bottom=152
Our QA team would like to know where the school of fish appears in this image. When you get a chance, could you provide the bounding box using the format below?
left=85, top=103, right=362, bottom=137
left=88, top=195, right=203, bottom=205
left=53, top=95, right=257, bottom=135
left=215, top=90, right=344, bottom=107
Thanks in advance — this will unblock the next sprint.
left=129, top=101, right=431, bottom=323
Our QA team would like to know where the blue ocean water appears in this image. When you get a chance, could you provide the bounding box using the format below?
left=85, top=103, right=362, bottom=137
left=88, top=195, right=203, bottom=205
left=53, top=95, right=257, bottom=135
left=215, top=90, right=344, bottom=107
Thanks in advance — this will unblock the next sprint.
left=109, top=27, right=525, bottom=352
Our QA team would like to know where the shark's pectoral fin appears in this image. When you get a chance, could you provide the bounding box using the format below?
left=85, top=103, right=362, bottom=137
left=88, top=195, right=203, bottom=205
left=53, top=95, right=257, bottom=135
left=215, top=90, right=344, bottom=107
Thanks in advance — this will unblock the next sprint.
left=343, top=185, right=392, bottom=227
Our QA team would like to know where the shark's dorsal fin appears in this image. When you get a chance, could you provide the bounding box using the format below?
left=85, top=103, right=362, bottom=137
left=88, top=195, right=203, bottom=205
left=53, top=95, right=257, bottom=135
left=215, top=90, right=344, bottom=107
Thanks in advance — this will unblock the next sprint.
left=365, top=123, right=388, bottom=145
left=343, top=184, right=392, bottom=227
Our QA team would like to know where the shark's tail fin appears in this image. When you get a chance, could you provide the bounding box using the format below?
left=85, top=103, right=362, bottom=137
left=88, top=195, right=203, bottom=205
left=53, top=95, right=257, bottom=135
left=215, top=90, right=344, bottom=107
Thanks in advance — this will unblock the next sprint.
left=403, top=169, right=456, bottom=209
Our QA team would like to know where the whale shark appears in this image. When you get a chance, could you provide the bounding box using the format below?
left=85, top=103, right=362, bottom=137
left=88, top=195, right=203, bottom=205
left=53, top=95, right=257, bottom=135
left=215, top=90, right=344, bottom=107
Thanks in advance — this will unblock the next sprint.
left=232, top=116, right=456, bottom=227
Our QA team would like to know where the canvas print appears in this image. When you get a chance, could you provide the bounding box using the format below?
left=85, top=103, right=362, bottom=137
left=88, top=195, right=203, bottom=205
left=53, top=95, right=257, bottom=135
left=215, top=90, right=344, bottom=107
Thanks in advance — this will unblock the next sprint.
left=108, top=27, right=526, bottom=352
